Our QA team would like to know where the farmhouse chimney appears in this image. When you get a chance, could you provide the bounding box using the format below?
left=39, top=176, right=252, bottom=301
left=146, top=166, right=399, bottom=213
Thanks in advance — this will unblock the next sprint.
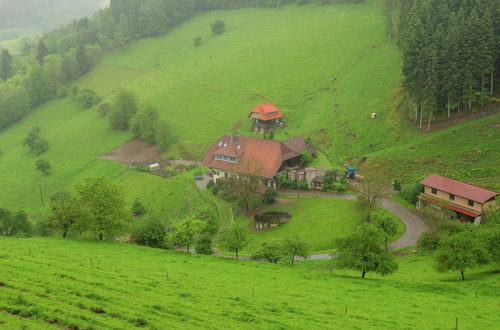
left=230, top=134, right=237, bottom=143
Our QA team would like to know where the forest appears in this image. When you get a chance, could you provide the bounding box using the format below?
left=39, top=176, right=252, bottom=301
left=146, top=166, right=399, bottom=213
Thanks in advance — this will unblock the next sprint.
left=384, top=0, right=500, bottom=128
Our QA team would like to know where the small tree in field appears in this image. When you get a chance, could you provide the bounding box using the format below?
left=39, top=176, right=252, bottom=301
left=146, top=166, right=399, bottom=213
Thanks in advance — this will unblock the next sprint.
left=211, top=20, right=226, bottom=35
left=130, top=107, right=160, bottom=144
left=373, top=211, right=399, bottom=251
left=218, top=224, right=249, bottom=260
left=109, top=89, right=138, bottom=130
left=23, top=126, right=49, bottom=155
left=132, top=215, right=166, bottom=248
left=335, top=224, right=398, bottom=278
left=435, top=231, right=490, bottom=280
left=48, top=192, right=87, bottom=238
left=193, top=36, right=203, bottom=47
left=170, top=216, right=205, bottom=252
left=76, top=177, right=131, bottom=240
left=252, top=240, right=284, bottom=263
left=281, top=235, right=310, bottom=266
left=0, top=208, right=31, bottom=236
left=35, top=159, right=52, bottom=176
left=356, top=172, right=390, bottom=222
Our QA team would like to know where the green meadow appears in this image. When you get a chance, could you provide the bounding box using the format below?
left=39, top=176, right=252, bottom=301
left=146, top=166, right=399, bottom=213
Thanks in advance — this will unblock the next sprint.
left=233, top=197, right=404, bottom=254
left=0, top=0, right=498, bottom=217
left=0, top=237, right=498, bottom=329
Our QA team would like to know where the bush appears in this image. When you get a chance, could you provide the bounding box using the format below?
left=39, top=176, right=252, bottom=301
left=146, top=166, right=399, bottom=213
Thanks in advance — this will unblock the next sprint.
left=97, top=102, right=111, bottom=117
left=298, top=179, right=309, bottom=191
left=251, top=240, right=284, bottom=263
left=193, top=36, right=203, bottom=47
left=23, top=126, right=49, bottom=155
left=400, top=183, right=423, bottom=204
left=417, top=220, right=472, bottom=250
left=211, top=20, right=226, bottom=35
left=0, top=209, right=31, bottom=237
left=131, top=199, right=146, bottom=216
left=300, top=151, right=313, bottom=166
left=263, top=188, right=278, bottom=204
left=76, top=88, right=101, bottom=109
left=35, top=159, right=52, bottom=176
left=195, top=234, right=213, bottom=254
left=57, top=86, right=70, bottom=98
left=132, top=216, right=166, bottom=248
left=136, top=164, right=150, bottom=172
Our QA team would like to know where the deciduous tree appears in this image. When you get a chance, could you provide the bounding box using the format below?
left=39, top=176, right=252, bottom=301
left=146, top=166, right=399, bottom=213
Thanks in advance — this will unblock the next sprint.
left=170, top=216, right=205, bottom=252
left=356, top=172, right=389, bottom=222
left=109, top=89, right=138, bottom=130
left=35, top=159, right=52, bottom=176
left=0, top=48, right=13, bottom=81
left=48, top=192, right=87, bottom=238
left=335, top=224, right=398, bottom=278
left=218, top=224, right=249, bottom=260
left=372, top=211, right=399, bottom=251
left=435, top=231, right=490, bottom=280
left=76, top=177, right=131, bottom=240
left=281, top=235, right=310, bottom=266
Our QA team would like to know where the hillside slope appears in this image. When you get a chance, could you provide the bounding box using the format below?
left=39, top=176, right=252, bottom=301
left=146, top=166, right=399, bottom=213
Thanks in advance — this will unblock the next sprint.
left=0, top=0, right=498, bottom=215
left=0, top=237, right=498, bottom=329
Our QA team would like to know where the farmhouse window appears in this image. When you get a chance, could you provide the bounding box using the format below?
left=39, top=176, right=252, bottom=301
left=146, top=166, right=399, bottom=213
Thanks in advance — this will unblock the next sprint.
left=449, top=194, right=455, bottom=200
left=431, top=188, right=437, bottom=194
left=468, top=200, right=474, bottom=207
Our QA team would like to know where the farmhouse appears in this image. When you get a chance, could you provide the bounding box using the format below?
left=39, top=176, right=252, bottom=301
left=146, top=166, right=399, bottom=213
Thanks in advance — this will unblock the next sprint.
left=202, top=134, right=318, bottom=188
left=249, top=103, right=285, bottom=133
left=417, top=174, right=498, bottom=224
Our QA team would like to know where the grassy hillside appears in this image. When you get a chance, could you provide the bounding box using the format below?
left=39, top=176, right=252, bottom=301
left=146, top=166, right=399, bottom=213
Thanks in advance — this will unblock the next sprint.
left=0, top=0, right=498, bottom=216
left=0, top=237, right=498, bottom=329
left=75, top=0, right=405, bottom=161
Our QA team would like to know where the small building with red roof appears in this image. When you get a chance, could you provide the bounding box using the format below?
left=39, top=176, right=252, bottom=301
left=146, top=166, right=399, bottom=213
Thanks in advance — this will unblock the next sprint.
left=248, top=103, right=285, bottom=133
left=418, top=174, right=498, bottom=223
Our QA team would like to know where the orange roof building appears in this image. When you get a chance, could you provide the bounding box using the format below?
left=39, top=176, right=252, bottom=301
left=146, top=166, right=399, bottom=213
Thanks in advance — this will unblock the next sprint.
left=248, top=103, right=285, bottom=133
left=202, top=134, right=314, bottom=183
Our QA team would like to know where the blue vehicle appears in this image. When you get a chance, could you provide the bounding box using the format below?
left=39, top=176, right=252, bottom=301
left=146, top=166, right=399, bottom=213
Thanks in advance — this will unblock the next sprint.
left=345, top=167, right=357, bottom=179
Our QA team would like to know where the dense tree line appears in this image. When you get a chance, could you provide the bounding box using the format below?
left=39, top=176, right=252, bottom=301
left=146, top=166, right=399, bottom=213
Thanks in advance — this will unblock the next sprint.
left=0, top=0, right=356, bottom=132
left=384, top=0, right=500, bottom=129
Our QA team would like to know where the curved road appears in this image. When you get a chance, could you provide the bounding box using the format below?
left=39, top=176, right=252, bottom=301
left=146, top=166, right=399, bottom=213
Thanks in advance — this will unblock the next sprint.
left=205, top=191, right=427, bottom=261
left=278, top=191, right=428, bottom=260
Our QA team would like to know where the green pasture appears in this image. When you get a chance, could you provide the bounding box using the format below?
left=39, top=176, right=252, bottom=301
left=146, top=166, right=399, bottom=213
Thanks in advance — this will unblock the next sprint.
left=0, top=0, right=497, bottom=216
left=367, top=114, right=500, bottom=190
left=0, top=97, right=213, bottom=218
left=233, top=197, right=404, bottom=254
left=0, top=237, right=498, bottom=329
left=75, top=0, right=406, bottom=161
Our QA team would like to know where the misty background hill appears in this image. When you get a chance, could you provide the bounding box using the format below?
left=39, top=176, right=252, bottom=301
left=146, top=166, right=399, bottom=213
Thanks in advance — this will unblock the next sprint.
left=0, top=0, right=108, bottom=40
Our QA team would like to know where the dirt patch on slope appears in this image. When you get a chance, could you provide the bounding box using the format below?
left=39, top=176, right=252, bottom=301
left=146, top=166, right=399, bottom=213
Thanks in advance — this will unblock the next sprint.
left=101, top=139, right=161, bottom=166
left=420, top=102, right=500, bottom=133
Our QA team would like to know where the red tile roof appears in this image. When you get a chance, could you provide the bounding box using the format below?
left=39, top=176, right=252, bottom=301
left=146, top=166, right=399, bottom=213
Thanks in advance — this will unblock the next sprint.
left=202, top=135, right=310, bottom=179
left=249, top=103, right=283, bottom=121
left=420, top=174, right=497, bottom=203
